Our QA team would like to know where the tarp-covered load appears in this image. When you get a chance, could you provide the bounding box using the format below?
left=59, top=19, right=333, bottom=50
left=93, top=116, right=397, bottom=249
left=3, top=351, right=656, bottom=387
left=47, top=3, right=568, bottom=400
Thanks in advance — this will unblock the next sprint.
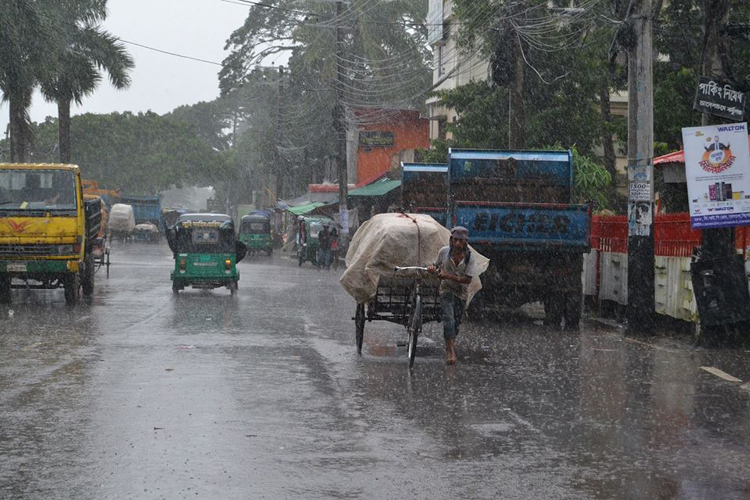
left=109, top=203, right=136, bottom=234
left=340, top=213, right=489, bottom=304
left=135, top=222, right=159, bottom=233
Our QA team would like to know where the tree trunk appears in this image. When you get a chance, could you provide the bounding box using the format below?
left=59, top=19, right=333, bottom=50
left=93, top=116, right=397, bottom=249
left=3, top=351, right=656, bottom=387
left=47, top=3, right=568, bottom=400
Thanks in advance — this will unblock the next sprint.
left=599, top=78, right=617, bottom=200
left=58, top=99, right=72, bottom=163
left=9, top=95, right=28, bottom=163
left=508, top=32, right=525, bottom=149
left=700, top=0, right=734, bottom=258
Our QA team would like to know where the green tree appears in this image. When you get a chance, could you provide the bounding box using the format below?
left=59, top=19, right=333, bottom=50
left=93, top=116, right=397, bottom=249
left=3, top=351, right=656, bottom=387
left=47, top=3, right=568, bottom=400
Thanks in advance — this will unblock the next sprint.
left=40, top=1, right=133, bottom=163
left=220, top=0, right=431, bottom=200
left=0, top=1, right=61, bottom=162
left=23, top=112, right=229, bottom=193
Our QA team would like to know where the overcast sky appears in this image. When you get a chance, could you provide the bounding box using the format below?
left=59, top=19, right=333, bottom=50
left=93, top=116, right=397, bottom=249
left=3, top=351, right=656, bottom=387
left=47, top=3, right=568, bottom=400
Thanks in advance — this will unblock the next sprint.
left=0, top=0, right=255, bottom=133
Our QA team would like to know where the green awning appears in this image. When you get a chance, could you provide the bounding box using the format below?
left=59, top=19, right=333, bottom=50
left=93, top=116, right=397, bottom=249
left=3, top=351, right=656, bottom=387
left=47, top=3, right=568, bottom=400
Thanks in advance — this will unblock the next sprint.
left=287, top=202, right=325, bottom=215
left=349, top=179, right=401, bottom=197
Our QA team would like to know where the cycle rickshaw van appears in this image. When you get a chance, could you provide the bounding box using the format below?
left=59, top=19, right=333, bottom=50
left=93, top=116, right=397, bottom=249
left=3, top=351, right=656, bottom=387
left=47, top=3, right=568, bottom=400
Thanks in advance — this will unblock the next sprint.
left=339, top=213, right=488, bottom=366
left=297, top=215, right=336, bottom=267
left=239, top=213, right=273, bottom=256
left=166, top=213, right=247, bottom=294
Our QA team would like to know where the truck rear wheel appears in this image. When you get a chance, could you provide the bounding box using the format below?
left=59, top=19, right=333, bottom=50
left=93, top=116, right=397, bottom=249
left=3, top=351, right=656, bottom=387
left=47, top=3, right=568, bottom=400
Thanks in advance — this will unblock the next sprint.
left=64, top=275, right=80, bottom=306
left=0, top=277, right=11, bottom=304
left=544, top=295, right=564, bottom=327
left=564, top=294, right=582, bottom=328
left=82, top=253, right=95, bottom=296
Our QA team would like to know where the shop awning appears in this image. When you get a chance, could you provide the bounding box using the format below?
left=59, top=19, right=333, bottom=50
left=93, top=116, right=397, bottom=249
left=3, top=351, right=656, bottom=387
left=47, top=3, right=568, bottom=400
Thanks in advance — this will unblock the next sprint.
left=349, top=179, right=401, bottom=197
left=287, top=202, right=325, bottom=215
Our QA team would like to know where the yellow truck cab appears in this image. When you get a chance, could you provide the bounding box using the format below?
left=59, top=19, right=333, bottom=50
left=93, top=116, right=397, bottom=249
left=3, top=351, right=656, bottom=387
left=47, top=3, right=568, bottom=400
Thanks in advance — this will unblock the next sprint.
left=0, top=164, right=101, bottom=305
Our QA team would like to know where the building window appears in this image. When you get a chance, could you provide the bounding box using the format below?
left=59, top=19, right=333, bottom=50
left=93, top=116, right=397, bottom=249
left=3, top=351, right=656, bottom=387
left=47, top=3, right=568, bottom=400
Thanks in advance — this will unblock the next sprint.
left=437, top=45, right=445, bottom=76
left=437, top=117, right=447, bottom=141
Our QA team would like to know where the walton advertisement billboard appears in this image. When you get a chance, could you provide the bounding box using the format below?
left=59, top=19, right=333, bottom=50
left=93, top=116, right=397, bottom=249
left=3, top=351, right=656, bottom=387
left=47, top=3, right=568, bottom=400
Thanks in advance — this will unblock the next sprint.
left=682, top=122, right=750, bottom=229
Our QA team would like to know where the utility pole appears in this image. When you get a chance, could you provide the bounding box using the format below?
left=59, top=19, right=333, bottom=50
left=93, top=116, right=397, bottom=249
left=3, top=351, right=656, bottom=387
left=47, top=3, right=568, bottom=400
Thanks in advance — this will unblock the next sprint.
left=508, top=32, right=525, bottom=149
left=276, top=65, right=285, bottom=203
left=626, top=0, right=655, bottom=333
left=700, top=0, right=734, bottom=260
left=334, top=0, right=349, bottom=241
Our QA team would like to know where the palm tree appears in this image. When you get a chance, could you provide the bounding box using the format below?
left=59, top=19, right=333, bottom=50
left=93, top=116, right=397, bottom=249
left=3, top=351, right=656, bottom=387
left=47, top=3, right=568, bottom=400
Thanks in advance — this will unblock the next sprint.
left=41, top=4, right=134, bottom=163
left=0, top=1, right=61, bottom=162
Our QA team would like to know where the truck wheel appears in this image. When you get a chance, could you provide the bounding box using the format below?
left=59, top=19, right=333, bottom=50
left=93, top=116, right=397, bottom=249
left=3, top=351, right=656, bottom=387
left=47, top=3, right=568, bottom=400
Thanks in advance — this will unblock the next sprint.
left=172, top=280, right=181, bottom=295
left=64, top=275, right=80, bottom=306
left=564, top=294, right=582, bottom=328
left=298, top=255, right=303, bottom=267
left=0, top=278, right=11, bottom=304
left=544, top=295, right=564, bottom=327
left=229, top=281, right=238, bottom=295
left=82, top=254, right=95, bottom=296
left=266, top=248, right=273, bottom=257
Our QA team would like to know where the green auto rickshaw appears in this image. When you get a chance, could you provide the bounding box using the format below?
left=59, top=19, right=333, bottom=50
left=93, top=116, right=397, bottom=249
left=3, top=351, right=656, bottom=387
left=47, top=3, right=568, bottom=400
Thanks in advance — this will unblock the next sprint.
left=239, top=213, right=273, bottom=256
left=297, top=215, right=336, bottom=267
left=166, top=213, right=247, bottom=294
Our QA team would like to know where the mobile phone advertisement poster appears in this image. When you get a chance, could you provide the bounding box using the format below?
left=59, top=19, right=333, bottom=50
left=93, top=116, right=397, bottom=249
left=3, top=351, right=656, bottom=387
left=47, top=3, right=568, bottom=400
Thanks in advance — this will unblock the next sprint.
left=682, top=122, right=750, bottom=229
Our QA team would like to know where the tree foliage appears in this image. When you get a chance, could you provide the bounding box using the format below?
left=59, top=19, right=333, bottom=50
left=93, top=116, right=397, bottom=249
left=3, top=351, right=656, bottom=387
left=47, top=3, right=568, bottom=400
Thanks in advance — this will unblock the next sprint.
left=218, top=0, right=431, bottom=201
left=5, top=112, right=229, bottom=194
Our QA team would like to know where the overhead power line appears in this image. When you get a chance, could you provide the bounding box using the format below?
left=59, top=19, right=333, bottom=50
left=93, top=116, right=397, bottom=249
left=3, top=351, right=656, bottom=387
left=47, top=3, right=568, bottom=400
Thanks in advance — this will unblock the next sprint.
left=120, top=39, right=224, bottom=66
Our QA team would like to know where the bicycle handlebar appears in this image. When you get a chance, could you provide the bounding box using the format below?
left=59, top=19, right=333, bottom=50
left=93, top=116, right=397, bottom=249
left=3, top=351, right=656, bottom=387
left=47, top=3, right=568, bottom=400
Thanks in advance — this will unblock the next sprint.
left=394, top=266, right=430, bottom=272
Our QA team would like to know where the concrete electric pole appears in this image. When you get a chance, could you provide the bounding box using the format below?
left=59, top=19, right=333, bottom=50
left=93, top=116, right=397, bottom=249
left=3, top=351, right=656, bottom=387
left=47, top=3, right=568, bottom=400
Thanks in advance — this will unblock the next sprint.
left=626, top=0, right=656, bottom=333
left=334, top=0, right=349, bottom=242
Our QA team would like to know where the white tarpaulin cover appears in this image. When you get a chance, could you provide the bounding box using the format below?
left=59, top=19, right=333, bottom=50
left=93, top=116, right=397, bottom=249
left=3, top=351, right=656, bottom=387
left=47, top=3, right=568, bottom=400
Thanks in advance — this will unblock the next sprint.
left=135, top=223, right=159, bottom=233
left=109, top=203, right=135, bottom=233
left=340, top=213, right=489, bottom=304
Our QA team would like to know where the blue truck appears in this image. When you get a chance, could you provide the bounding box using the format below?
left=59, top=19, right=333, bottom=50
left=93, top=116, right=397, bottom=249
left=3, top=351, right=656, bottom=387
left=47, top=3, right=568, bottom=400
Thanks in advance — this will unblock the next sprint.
left=403, top=150, right=591, bottom=326
left=401, top=162, right=449, bottom=226
left=118, top=195, right=164, bottom=238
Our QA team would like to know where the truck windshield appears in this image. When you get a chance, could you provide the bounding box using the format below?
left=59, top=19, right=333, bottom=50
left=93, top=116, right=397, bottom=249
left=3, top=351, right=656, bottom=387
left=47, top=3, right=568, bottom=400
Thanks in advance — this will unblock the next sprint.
left=0, top=169, right=77, bottom=212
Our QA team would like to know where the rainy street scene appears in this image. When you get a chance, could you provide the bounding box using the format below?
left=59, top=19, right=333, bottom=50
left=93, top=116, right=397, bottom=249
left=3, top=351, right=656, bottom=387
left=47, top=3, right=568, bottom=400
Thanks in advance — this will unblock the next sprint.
left=2, top=0, right=750, bottom=499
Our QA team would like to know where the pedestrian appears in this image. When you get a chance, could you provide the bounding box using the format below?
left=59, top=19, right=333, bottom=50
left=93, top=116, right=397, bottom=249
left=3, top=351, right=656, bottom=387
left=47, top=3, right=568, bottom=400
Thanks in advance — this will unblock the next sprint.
left=317, top=225, right=332, bottom=270
left=330, top=228, right=339, bottom=269
left=427, top=226, right=476, bottom=365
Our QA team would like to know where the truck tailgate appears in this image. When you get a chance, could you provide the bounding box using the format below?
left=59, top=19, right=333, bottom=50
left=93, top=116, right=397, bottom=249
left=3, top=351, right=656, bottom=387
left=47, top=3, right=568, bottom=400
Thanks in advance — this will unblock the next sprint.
left=453, top=201, right=591, bottom=250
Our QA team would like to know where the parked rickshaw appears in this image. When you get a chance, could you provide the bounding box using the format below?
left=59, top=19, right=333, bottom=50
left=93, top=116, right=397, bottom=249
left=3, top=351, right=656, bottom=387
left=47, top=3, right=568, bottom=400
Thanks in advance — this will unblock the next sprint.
left=297, top=216, right=336, bottom=267
left=239, top=213, right=273, bottom=256
left=84, top=194, right=111, bottom=277
left=165, top=213, right=247, bottom=294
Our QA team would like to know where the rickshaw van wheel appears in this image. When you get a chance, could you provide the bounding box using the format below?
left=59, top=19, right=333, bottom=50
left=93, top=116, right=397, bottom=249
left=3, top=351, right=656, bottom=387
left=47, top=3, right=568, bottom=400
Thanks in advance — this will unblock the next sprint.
left=355, top=304, right=365, bottom=355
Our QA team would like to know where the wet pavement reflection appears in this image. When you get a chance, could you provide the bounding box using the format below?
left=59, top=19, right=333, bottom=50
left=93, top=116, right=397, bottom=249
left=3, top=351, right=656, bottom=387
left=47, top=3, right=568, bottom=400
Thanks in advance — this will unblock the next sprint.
left=1, top=243, right=749, bottom=499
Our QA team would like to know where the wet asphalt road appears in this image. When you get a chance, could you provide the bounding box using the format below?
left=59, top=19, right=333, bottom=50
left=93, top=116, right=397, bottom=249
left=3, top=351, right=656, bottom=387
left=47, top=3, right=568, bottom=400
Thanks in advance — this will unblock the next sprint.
left=1, top=243, right=750, bottom=499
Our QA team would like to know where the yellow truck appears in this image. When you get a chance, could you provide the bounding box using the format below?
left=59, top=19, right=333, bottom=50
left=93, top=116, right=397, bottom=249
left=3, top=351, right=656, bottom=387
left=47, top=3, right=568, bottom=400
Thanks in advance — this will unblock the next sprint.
left=0, top=164, right=102, bottom=305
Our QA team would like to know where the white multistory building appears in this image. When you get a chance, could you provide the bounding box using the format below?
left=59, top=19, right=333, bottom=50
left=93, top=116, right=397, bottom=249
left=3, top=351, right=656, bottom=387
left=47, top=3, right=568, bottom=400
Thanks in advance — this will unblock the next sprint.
left=427, top=0, right=490, bottom=143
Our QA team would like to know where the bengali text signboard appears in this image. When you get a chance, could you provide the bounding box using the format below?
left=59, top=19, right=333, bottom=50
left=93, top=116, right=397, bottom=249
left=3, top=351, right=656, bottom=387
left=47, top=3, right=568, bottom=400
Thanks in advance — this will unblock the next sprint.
left=693, top=77, right=746, bottom=121
left=359, top=131, right=394, bottom=148
left=682, top=122, right=750, bottom=229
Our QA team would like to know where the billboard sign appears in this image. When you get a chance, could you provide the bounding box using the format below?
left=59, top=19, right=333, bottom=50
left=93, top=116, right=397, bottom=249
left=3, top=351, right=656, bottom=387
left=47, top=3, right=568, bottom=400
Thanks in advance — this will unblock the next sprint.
left=682, top=122, right=750, bottom=229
